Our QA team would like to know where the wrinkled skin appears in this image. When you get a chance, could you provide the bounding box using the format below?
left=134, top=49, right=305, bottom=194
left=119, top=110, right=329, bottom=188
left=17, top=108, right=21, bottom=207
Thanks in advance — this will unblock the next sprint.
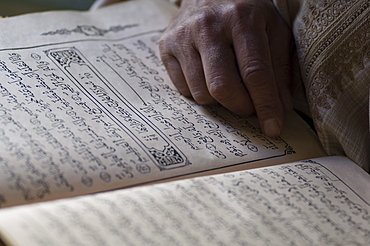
left=159, top=0, right=292, bottom=136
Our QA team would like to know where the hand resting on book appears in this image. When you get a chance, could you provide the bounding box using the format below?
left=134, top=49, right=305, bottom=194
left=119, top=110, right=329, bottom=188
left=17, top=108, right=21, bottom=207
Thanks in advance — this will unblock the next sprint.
left=159, top=0, right=293, bottom=137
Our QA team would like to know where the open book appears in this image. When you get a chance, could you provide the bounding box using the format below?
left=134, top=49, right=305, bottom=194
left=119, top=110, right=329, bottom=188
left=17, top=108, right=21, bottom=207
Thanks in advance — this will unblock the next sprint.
left=0, top=0, right=368, bottom=245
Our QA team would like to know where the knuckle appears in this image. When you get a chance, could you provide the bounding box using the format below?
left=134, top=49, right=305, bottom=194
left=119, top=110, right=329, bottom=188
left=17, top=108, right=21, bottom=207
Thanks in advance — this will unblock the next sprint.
left=226, top=1, right=274, bottom=32
left=240, top=61, right=272, bottom=88
left=158, top=38, right=171, bottom=55
left=190, top=8, right=221, bottom=36
left=208, top=78, right=236, bottom=103
left=225, top=1, right=249, bottom=17
left=158, top=35, right=169, bottom=50
left=159, top=27, right=192, bottom=57
left=160, top=26, right=185, bottom=44
left=158, top=39, right=175, bottom=64
left=194, top=8, right=218, bottom=27
left=226, top=1, right=264, bottom=22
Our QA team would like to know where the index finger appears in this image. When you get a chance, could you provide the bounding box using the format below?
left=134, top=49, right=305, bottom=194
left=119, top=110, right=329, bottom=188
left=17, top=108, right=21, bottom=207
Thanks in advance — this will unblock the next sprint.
left=232, top=14, right=284, bottom=137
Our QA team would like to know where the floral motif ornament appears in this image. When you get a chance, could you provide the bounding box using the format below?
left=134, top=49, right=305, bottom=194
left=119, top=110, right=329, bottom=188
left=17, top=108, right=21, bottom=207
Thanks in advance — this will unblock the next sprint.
left=41, top=24, right=138, bottom=36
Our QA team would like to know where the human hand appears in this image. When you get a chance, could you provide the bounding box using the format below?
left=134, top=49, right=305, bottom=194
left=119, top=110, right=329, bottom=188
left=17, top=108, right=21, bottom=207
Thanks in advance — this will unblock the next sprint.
left=159, top=0, right=292, bottom=137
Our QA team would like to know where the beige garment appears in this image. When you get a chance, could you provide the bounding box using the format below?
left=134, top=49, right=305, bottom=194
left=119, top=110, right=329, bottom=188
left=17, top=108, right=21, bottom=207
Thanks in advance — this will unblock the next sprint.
left=274, top=0, right=370, bottom=171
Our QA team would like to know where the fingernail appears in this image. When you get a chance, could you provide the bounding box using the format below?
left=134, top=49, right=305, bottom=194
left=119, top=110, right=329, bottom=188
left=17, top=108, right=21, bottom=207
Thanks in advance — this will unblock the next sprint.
left=262, top=118, right=282, bottom=137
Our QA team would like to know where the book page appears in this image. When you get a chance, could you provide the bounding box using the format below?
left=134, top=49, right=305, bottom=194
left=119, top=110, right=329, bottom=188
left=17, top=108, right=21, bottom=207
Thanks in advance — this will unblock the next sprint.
left=0, top=0, right=325, bottom=208
left=0, top=156, right=368, bottom=246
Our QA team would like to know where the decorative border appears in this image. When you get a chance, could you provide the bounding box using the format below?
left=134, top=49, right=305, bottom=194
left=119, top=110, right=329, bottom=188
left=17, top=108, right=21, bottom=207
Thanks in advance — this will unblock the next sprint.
left=41, top=24, right=138, bottom=36
left=47, top=47, right=190, bottom=171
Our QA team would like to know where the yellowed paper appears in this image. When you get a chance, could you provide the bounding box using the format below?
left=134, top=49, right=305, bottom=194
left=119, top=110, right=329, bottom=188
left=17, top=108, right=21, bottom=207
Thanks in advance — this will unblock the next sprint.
left=0, top=156, right=368, bottom=246
left=0, top=0, right=324, bottom=208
